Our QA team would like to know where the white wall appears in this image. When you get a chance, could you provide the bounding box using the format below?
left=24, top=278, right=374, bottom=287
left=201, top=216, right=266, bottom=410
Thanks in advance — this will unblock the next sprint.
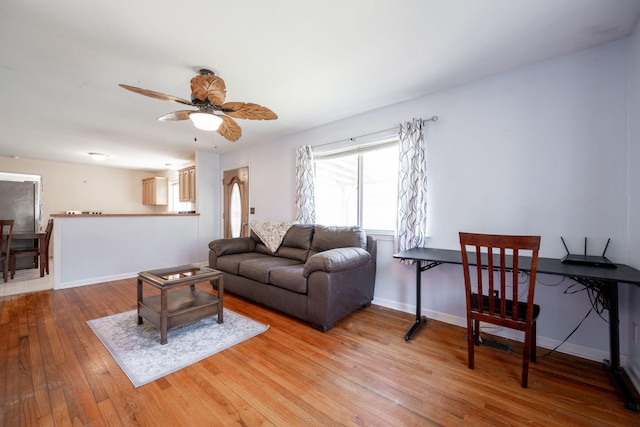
left=220, top=38, right=635, bottom=363
left=53, top=215, right=201, bottom=289
left=0, top=156, right=167, bottom=223
left=195, top=150, right=221, bottom=260
left=626, top=20, right=640, bottom=387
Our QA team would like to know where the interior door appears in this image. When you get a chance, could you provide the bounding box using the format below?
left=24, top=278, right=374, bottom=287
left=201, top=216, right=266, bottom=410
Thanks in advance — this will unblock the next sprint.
left=223, top=167, right=249, bottom=238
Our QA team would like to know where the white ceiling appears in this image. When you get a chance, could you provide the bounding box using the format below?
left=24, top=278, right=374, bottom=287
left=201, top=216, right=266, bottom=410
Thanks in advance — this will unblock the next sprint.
left=1, top=0, right=639, bottom=171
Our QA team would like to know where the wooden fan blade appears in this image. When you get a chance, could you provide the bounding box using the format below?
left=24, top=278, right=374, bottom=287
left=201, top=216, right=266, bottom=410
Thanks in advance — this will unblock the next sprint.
left=119, top=84, right=193, bottom=106
left=190, top=75, right=226, bottom=105
left=218, top=115, right=242, bottom=142
left=157, top=110, right=194, bottom=121
left=221, top=102, right=278, bottom=120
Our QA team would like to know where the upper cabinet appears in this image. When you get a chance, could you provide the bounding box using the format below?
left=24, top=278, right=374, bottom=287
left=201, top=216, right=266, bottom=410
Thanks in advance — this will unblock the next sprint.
left=142, top=177, right=168, bottom=206
left=178, top=166, right=196, bottom=202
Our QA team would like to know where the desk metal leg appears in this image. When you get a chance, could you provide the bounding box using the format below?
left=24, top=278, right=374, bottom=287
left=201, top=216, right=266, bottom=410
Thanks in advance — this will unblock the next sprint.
left=606, top=282, right=639, bottom=411
left=405, top=261, right=427, bottom=341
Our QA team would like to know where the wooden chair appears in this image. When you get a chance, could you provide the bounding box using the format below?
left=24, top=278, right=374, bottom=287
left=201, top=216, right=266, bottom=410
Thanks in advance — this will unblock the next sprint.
left=1, top=220, right=15, bottom=282
left=10, top=218, right=53, bottom=279
left=459, top=232, right=541, bottom=388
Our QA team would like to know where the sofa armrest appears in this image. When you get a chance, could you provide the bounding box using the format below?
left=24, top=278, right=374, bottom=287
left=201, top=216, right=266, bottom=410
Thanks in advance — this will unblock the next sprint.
left=303, top=247, right=370, bottom=277
left=208, top=237, right=256, bottom=256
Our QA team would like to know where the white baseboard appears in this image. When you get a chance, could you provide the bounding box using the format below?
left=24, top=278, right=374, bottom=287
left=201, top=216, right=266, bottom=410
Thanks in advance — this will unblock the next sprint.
left=55, top=272, right=137, bottom=290
left=372, top=298, right=621, bottom=365
left=53, top=261, right=209, bottom=290
left=628, top=359, right=640, bottom=394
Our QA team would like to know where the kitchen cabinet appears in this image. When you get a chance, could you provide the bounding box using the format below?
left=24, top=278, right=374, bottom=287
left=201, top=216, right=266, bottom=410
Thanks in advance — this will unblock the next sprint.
left=142, top=177, right=168, bottom=205
left=178, top=166, right=196, bottom=202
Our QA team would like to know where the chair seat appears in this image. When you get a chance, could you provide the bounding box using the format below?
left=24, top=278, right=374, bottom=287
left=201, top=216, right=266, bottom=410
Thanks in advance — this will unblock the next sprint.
left=471, top=293, right=540, bottom=321
left=9, top=219, right=53, bottom=280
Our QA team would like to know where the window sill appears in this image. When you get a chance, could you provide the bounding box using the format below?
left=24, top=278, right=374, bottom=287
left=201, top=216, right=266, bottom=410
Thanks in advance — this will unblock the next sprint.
left=364, top=230, right=395, bottom=241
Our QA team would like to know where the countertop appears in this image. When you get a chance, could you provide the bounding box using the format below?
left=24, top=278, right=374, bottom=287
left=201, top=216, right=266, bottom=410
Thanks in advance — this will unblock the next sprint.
left=50, top=213, right=199, bottom=217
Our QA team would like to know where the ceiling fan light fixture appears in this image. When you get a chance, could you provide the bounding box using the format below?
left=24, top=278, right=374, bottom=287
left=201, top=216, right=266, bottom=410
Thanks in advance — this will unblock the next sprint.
left=189, top=112, right=223, bottom=131
left=88, top=152, right=108, bottom=161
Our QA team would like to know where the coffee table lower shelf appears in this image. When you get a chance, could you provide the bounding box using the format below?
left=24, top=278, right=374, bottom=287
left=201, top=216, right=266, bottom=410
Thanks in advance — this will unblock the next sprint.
left=138, top=287, right=222, bottom=344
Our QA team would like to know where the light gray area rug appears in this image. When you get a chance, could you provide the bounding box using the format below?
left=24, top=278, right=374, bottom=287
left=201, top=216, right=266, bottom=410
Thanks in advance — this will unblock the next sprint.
left=87, top=309, right=269, bottom=387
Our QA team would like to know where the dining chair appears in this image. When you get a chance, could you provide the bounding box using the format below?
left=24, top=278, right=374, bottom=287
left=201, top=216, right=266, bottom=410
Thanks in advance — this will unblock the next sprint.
left=1, top=219, right=15, bottom=282
left=459, top=232, right=541, bottom=388
left=10, top=218, right=54, bottom=279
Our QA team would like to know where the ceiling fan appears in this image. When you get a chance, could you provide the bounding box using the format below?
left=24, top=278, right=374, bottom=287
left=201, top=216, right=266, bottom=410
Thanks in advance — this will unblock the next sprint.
left=119, top=68, right=277, bottom=142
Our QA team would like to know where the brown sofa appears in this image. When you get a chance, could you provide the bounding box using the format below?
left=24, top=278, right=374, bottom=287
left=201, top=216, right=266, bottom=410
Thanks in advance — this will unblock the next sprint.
left=208, top=224, right=377, bottom=331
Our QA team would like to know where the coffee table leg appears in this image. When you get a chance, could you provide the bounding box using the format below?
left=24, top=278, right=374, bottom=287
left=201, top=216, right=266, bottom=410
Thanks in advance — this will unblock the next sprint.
left=137, top=278, right=143, bottom=325
left=160, top=289, right=168, bottom=344
left=217, top=276, right=224, bottom=324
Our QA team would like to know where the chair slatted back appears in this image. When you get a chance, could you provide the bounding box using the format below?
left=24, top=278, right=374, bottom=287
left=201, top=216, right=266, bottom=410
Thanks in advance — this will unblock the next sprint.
left=44, top=218, right=54, bottom=248
left=459, top=232, right=541, bottom=388
left=0, top=219, right=15, bottom=282
left=460, top=232, right=540, bottom=328
left=0, top=219, right=14, bottom=254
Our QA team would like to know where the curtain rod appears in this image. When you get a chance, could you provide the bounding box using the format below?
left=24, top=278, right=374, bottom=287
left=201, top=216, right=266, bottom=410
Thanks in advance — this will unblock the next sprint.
left=312, top=115, right=439, bottom=148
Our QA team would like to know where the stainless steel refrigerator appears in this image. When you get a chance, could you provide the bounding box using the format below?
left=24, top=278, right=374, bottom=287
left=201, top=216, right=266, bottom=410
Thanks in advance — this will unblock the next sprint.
left=0, top=173, right=42, bottom=270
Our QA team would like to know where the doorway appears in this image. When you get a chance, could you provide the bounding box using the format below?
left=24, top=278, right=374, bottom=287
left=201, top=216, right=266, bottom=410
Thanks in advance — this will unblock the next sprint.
left=0, top=172, right=42, bottom=270
left=223, top=167, right=249, bottom=238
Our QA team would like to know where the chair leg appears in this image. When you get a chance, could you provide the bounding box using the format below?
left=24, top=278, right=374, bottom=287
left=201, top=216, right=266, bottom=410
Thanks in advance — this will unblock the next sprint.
left=521, top=325, right=534, bottom=388
left=10, top=254, right=15, bottom=279
left=473, top=319, right=480, bottom=345
left=466, top=317, right=475, bottom=370
left=531, top=321, right=537, bottom=363
left=521, top=352, right=530, bottom=388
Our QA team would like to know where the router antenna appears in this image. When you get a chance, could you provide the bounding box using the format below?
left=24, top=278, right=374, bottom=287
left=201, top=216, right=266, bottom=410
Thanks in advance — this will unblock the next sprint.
left=602, top=238, right=611, bottom=257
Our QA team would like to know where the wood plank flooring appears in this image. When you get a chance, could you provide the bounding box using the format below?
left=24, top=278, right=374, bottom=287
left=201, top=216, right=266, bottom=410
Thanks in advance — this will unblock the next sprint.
left=1, top=278, right=639, bottom=426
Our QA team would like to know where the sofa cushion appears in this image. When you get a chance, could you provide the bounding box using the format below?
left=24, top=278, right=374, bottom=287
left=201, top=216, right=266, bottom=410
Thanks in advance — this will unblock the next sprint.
left=311, top=225, right=366, bottom=252
left=269, top=264, right=307, bottom=294
left=303, top=247, right=371, bottom=277
left=239, top=257, right=302, bottom=284
left=276, top=224, right=314, bottom=262
left=217, top=253, right=271, bottom=275
left=255, top=242, right=275, bottom=256
left=209, top=237, right=255, bottom=256
left=281, top=224, right=314, bottom=249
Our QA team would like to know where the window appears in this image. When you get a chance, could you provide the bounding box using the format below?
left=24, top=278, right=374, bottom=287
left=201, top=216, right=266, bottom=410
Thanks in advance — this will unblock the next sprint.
left=314, top=139, right=398, bottom=233
left=168, top=181, right=190, bottom=213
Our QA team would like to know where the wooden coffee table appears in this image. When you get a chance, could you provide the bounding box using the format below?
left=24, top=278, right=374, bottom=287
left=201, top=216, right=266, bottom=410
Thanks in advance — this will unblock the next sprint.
left=137, top=264, right=224, bottom=345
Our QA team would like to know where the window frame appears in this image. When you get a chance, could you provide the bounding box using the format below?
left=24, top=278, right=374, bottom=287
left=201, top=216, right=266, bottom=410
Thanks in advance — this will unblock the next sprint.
left=313, top=135, right=399, bottom=236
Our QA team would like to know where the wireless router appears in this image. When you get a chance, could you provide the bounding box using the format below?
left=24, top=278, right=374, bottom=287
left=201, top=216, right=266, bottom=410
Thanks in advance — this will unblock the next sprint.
left=560, top=237, right=616, bottom=268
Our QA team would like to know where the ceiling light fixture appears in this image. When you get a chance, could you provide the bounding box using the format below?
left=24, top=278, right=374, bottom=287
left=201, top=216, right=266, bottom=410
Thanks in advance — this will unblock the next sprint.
left=165, top=163, right=180, bottom=170
left=189, top=112, right=223, bottom=131
left=88, top=152, right=108, bottom=161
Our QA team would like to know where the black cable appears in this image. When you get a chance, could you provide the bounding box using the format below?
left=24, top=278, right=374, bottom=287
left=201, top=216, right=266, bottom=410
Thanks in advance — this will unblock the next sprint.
left=536, top=275, right=567, bottom=287
left=563, top=280, right=608, bottom=321
left=540, top=306, right=593, bottom=358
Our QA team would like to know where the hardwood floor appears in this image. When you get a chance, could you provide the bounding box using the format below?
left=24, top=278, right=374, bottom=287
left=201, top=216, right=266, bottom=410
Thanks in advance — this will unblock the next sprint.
left=1, top=278, right=639, bottom=426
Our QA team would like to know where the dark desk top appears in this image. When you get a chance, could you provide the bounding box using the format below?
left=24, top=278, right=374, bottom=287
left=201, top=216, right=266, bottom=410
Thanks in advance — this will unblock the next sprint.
left=394, top=247, right=640, bottom=286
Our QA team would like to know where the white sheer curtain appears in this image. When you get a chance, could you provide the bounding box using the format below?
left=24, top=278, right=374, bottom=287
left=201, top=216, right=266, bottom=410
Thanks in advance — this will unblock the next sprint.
left=295, top=145, right=316, bottom=224
left=397, top=118, right=427, bottom=257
